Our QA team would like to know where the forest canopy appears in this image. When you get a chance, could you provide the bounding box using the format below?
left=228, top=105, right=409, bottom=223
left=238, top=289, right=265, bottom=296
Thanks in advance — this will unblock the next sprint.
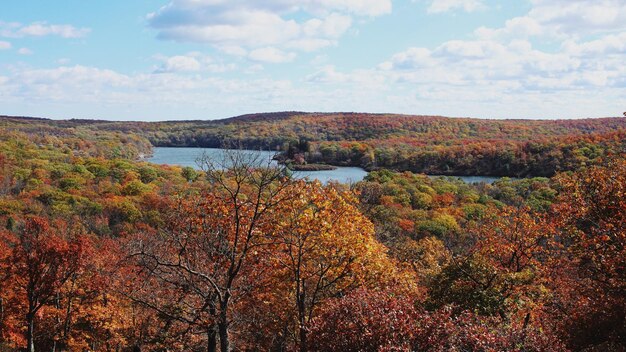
left=0, top=113, right=625, bottom=351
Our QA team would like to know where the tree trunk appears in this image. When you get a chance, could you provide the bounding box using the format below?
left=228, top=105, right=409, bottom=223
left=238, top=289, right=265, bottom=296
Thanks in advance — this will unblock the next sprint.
left=297, top=289, right=307, bottom=352
left=520, top=312, right=531, bottom=344
left=218, top=298, right=230, bottom=352
left=298, top=324, right=307, bottom=352
left=26, top=312, right=35, bottom=352
left=208, top=326, right=217, bottom=352
left=218, top=321, right=229, bottom=352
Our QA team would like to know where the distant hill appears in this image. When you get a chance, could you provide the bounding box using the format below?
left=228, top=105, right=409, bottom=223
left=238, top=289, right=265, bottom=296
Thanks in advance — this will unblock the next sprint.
left=2, top=112, right=625, bottom=177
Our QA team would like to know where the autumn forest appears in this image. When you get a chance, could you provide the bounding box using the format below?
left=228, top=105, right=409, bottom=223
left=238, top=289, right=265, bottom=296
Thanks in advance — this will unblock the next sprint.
left=0, top=113, right=625, bottom=352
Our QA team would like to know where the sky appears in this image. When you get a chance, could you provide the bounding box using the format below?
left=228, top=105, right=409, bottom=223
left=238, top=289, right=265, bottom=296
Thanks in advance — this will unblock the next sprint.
left=0, top=0, right=625, bottom=121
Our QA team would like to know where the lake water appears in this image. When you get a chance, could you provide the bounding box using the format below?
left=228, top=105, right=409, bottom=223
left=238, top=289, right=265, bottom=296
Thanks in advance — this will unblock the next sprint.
left=147, top=147, right=368, bottom=184
left=147, top=147, right=504, bottom=185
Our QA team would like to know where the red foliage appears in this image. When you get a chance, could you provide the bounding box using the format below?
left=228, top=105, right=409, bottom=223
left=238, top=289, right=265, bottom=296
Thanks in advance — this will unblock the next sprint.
left=1, top=217, right=87, bottom=351
left=546, top=159, right=626, bottom=350
left=309, top=288, right=567, bottom=352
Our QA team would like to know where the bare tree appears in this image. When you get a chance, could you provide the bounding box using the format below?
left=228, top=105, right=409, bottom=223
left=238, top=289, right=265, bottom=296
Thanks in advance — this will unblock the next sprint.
left=126, top=149, right=294, bottom=352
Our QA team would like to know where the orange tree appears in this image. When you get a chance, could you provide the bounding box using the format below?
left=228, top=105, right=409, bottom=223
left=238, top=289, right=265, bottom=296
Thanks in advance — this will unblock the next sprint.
left=548, top=159, right=626, bottom=350
left=269, top=181, right=397, bottom=352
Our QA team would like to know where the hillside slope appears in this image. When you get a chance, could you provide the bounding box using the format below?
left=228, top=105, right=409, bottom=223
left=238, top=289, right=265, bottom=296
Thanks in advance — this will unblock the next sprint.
left=2, top=112, right=626, bottom=177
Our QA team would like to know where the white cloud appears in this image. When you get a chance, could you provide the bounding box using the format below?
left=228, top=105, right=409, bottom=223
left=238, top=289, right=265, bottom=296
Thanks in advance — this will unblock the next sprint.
left=146, top=0, right=387, bottom=58
left=0, top=59, right=622, bottom=120
left=377, top=13, right=626, bottom=97
left=218, top=45, right=248, bottom=57
left=425, top=0, right=486, bottom=14
left=18, top=48, right=33, bottom=55
left=379, top=47, right=434, bottom=70
left=0, top=21, right=90, bottom=38
left=244, top=63, right=265, bottom=73
left=148, top=0, right=390, bottom=20
left=15, top=65, right=131, bottom=88
left=301, top=13, right=352, bottom=38
left=155, top=55, right=202, bottom=73
left=151, top=9, right=301, bottom=47
left=475, top=17, right=543, bottom=40
left=154, top=53, right=236, bottom=73
left=372, top=0, right=624, bottom=107
left=17, top=23, right=90, bottom=38
left=306, top=65, right=387, bottom=88
left=286, top=38, right=335, bottom=52
left=0, top=40, right=11, bottom=49
left=248, top=47, right=296, bottom=63
left=528, top=0, right=626, bottom=35
left=306, top=65, right=349, bottom=83
left=435, top=40, right=503, bottom=59
left=563, top=32, right=626, bottom=56
left=312, top=0, right=392, bottom=17
left=310, top=54, right=329, bottom=65
left=0, top=64, right=304, bottom=118
left=476, top=0, right=626, bottom=41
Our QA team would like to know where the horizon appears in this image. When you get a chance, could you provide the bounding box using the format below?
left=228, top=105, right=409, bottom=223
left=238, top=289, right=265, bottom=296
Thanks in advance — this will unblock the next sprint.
left=2, top=110, right=623, bottom=123
left=1, top=1, right=625, bottom=121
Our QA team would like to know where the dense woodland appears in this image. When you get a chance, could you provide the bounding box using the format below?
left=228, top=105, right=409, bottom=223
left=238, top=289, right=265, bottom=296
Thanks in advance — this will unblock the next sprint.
left=3, top=112, right=626, bottom=177
left=0, top=114, right=625, bottom=351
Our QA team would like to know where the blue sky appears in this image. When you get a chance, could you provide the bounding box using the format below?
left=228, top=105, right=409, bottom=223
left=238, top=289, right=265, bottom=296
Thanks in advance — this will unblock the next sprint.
left=1, top=0, right=625, bottom=120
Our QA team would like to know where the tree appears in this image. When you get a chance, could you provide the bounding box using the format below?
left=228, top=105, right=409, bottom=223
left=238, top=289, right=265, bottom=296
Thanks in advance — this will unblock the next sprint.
left=48, top=237, right=129, bottom=351
left=308, top=287, right=419, bottom=352
left=309, top=288, right=566, bottom=352
left=549, top=160, right=626, bottom=350
left=271, top=181, right=393, bottom=351
left=428, top=207, right=550, bottom=321
left=1, top=217, right=86, bottom=352
left=126, top=151, right=294, bottom=352
left=0, top=225, right=22, bottom=349
left=181, top=166, right=199, bottom=182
